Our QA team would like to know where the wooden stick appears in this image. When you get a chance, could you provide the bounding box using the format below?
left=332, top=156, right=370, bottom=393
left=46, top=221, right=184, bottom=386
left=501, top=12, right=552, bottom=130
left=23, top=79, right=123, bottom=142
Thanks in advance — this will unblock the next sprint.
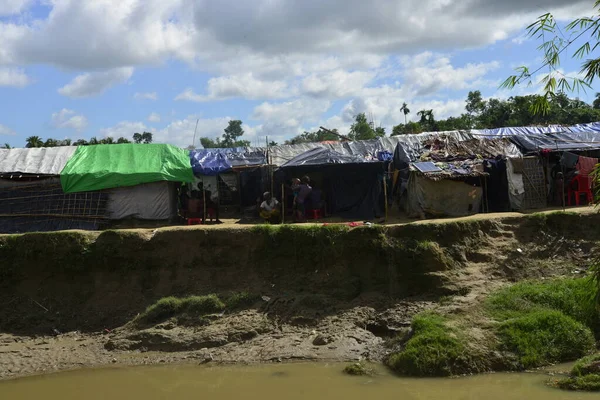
left=202, top=179, right=206, bottom=223
left=383, top=173, right=388, bottom=222
left=281, top=183, right=285, bottom=224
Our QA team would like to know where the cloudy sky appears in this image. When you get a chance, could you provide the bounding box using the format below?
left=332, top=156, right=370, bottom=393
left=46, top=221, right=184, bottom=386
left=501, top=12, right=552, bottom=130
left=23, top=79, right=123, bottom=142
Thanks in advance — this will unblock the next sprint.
left=0, top=0, right=596, bottom=147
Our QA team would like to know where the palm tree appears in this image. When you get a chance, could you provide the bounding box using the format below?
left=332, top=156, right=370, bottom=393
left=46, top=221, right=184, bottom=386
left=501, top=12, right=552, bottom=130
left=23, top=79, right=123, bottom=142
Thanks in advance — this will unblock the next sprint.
left=417, top=109, right=435, bottom=131
left=400, top=102, right=410, bottom=125
left=26, top=136, right=43, bottom=148
left=44, top=138, right=58, bottom=147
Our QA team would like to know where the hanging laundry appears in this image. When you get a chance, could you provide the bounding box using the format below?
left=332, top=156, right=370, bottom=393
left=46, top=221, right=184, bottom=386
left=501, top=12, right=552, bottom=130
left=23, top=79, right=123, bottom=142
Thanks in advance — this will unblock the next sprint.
left=560, top=152, right=579, bottom=169
left=576, top=156, right=598, bottom=175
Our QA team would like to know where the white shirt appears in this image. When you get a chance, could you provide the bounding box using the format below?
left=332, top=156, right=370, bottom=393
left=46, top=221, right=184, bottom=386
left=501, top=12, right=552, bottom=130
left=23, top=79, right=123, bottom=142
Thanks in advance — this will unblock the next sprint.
left=260, top=198, right=279, bottom=212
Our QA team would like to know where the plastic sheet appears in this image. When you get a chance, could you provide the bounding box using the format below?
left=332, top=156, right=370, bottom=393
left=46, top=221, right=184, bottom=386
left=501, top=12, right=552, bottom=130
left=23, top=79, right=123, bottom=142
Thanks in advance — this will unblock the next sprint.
left=60, top=144, right=194, bottom=193
left=189, top=148, right=267, bottom=176
left=280, top=147, right=372, bottom=168
left=0, top=147, right=77, bottom=176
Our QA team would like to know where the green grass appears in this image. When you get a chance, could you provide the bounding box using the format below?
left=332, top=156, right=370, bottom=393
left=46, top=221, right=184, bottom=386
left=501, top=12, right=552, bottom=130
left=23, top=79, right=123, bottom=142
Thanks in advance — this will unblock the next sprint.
left=386, top=313, right=474, bottom=377
left=556, top=374, right=600, bottom=392
left=571, top=354, right=600, bottom=376
left=496, top=310, right=595, bottom=369
left=486, top=278, right=599, bottom=333
left=224, top=292, right=260, bottom=309
left=137, top=295, right=225, bottom=324
left=343, top=362, right=373, bottom=376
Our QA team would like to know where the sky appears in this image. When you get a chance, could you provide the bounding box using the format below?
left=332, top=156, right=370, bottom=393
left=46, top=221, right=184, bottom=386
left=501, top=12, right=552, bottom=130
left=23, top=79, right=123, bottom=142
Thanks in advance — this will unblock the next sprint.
left=0, top=0, right=598, bottom=148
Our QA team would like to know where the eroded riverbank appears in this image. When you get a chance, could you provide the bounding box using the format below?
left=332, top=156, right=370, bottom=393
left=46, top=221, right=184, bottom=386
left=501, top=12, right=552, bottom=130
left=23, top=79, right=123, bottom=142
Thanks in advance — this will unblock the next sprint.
left=1, top=211, right=599, bottom=380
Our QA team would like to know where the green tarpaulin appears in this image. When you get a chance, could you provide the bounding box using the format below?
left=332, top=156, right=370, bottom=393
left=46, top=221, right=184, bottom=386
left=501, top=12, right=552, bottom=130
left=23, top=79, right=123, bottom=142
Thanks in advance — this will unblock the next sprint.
left=60, top=144, right=194, bottom=193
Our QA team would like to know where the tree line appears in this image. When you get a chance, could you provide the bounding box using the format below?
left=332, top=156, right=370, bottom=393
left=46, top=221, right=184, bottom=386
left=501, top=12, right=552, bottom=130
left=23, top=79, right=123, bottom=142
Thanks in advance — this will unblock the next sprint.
left=12, top=132, right=154, bottom=149
left=284, top=92, right=600, bottom=144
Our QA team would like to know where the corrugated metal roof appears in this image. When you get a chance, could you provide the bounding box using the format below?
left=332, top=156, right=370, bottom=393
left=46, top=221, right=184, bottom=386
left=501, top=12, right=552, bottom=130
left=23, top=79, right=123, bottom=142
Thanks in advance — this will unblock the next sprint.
left=0, top=147, right=77, bottom=175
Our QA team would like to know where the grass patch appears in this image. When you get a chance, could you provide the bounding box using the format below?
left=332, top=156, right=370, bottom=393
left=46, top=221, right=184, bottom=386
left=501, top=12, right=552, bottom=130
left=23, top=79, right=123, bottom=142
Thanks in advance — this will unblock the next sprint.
left=225, top=292, right=260, bottom=309
left=343, top=362, right=373, bottom=376
left=556, top=375, right=600, bottom=392
left=497, top=310, right=595, bottom=369
left=571, top=354, right=600, bottom=376
left=386, top=313, right=475, bottom=377
left=137, top=295, right=225, bottom=325
left=486, top=278, right=599, bottom=333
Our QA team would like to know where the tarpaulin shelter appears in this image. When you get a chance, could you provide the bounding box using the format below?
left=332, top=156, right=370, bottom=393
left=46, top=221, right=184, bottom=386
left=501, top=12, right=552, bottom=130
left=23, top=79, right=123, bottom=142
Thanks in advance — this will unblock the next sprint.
left=60, top=143, right=194, bottom=193
left=0, top=147, right=107, bottom=233
left=188, top=147, right=269, bottom=212
left=277, top=148, right=385, bottom=219
left=394, top=135, right=524, bottom=218
left=189, top=147, right=267, bottom=176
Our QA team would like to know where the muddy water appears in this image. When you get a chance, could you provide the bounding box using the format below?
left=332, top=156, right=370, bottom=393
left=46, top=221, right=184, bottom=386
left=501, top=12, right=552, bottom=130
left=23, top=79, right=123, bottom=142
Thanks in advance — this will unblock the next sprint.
left=0, top=363, right=596, bottom=400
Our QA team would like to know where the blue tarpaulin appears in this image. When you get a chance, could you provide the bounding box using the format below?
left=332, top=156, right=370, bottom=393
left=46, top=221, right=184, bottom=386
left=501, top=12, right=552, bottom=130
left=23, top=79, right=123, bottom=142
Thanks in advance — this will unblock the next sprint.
left=189, top=148, right=267, bottom=176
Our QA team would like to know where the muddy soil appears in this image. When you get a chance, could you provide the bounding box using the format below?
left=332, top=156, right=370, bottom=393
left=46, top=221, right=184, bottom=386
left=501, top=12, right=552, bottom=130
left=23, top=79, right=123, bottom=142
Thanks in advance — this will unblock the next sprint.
left=1, top=210, right=599, bottom=380
left=0, top=298, right=430, bottom=380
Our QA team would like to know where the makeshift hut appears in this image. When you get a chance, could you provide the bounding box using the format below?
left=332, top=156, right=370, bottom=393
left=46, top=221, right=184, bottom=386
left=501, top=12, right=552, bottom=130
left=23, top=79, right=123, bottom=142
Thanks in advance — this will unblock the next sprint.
left=276, top=147, right=385, bottom=220
left=0, top=144, right=194, bottom=233
left=393, top=135, right=523, bottom=218
left=188, top=147, right=269, bottom=217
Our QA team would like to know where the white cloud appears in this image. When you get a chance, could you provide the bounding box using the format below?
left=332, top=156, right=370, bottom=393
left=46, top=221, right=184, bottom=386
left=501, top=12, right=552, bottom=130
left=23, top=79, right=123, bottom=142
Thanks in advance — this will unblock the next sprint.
left=399, top=52, right=500, bottom=96
left=0, top=67, right=30, bottom=87
left=148, top=112, right=161, bottom=123
left=0, top=123, right=16, bottom=136
left=0, top=0, right=32, bottom=16
left=134, top=92, right=158, bottom=101
left=58, top=67, right=133, bottom=98
left=176, top=73, right=289, bottom=102
left=100, top=121, right=149, bottom=139
left=302, top=70, right=375, bottom=99
left=50, top=109, right=88, bottom=132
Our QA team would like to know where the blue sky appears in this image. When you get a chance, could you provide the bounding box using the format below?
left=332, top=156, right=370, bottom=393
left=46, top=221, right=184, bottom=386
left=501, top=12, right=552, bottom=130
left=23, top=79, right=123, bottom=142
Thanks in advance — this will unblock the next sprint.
left=0, top=0, right=597, bottom=148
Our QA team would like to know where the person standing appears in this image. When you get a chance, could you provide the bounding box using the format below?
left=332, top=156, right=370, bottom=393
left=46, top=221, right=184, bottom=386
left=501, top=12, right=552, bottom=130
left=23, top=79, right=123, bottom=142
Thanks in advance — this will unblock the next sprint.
left=295, top=176, right=312, bottom=222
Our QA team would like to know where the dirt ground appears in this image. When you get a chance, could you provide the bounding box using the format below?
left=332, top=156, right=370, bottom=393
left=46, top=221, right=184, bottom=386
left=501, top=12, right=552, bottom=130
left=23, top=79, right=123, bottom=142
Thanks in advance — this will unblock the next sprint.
left=0, top=299, right=431, bottom=380
left=0, top=206, right=597, bottom=381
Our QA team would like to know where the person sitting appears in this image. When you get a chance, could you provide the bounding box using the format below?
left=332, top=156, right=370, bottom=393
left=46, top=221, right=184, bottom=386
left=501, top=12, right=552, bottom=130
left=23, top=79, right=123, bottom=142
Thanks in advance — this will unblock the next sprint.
left=260, top=192, right=281, bottom=223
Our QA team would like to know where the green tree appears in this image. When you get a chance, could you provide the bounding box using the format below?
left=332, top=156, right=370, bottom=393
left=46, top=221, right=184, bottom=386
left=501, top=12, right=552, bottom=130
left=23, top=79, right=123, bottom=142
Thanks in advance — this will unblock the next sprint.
left=43, top=138, right=59, bottom=147
left=391, top=121, right=423, bottom=135
left=221, top=120, right=250, bottom=147
left=268, top=141, right=278, bottom=146
left=501, top=1, right=600, bottom=114
left=400, top=102, right=410, bottom=125
left=2, top=143, right=11, bottom=149
left=133, top=132, right=153, bottom=144
left=374, top=126, right=386, bottom=137
left=349, top=113, right=378, bottom=140
left=200, top=137, right=221, bottom=148
left=117, top=137, right=131, bottom=144
left=417, top=109, right=435, bottom=131
left=100, top=137, right=115, bottom=145
left=285, top=128, right=340, bottom=145
left=74, top=139, right=88, bottom=146
left=593, top=93, right=600, bottom=109
left=89, top=137, right=99, bottom=145
left=25, top=136, right=43, bottom=148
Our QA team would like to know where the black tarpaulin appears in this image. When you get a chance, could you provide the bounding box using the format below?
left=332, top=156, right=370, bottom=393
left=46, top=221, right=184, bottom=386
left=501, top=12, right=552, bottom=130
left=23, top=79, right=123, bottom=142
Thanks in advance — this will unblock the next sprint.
left=280, top=147, right=370, bottom=167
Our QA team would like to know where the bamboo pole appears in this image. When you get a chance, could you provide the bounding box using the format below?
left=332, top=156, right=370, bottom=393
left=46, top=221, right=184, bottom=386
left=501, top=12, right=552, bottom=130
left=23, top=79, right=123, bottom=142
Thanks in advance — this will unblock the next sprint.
left=202, top=178, right=206, bottom=224
left=281, top=183, right=285, bottom=224
left=383, top=173, right=388, bottom=222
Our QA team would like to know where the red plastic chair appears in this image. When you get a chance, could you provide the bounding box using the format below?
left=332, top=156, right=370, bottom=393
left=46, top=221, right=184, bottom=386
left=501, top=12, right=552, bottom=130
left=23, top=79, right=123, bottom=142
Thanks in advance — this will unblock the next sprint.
left=306, top=209, right=323, bottom=220
left=187, top=218, right=203, bottom=225
left=568, top=174, right=593, bottom=206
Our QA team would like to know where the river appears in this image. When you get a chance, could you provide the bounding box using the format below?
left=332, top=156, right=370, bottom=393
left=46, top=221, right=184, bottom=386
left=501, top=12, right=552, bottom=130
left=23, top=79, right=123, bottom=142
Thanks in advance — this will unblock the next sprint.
left=0, top=363, right=596, bottom=399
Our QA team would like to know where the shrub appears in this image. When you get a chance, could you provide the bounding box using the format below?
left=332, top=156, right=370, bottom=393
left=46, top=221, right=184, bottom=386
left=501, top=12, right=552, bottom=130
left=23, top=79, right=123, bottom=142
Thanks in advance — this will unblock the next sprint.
left=497, top=310, right=595, bottom=369
left=387, top=313, right=474, bottom=377
left=486, top=278, right=599, bottom=332
left=137, top=295, right=225, bottom=324
left=343, top=362, right=373, bottom=376
left=556, top=375, right=600, bottom=392
left=571, top=354, right=600, bottom=377
left=225, top=292, right=260, bottom=309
